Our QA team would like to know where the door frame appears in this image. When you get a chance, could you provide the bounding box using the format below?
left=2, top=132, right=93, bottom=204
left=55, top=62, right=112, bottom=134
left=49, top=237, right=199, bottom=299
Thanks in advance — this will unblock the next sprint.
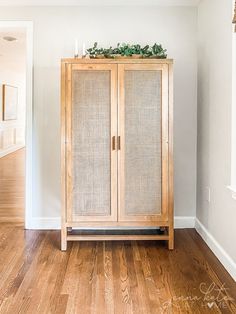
left=0, top=21, right=33, bottom=228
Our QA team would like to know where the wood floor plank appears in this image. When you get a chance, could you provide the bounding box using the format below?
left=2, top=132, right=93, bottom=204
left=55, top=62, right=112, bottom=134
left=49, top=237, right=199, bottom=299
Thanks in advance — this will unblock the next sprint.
left=124, top=242, right=143, bottom=313
left=0, top=149, right=25, bottom=223
left=138, top=242, right=162, bottom=312
left=132, top=242, right=153, bottom=313
left=118, top=242, right=133, bottom=313
left=91, top=242, right=105, bottom=314
left=145, top=242, right=178, bottom=313
left=104, top=242, right=115, bottom=314
left=77, top=242, right=96, bottom=313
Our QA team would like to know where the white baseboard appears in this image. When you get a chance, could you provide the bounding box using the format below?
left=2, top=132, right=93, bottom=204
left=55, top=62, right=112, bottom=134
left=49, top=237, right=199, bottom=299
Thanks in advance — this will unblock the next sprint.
left=174, top=216, right=195, bottom=228
left=195, top=218, right=236, bottom=281
left=0, top=144, right=25, bottom=158
left=26, top=216, right=196, bottom=230
left=27, top=217, right=61, bottom=230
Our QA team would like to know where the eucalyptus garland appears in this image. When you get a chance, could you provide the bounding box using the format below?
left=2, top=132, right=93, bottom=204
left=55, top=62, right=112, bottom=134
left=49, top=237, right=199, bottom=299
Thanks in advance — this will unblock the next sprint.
left=86, top=42, right=167, bottom=59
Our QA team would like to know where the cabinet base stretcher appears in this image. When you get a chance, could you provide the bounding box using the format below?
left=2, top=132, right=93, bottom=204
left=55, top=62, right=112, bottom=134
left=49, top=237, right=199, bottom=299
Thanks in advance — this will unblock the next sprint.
left=61, top=225, right=174, bottom=251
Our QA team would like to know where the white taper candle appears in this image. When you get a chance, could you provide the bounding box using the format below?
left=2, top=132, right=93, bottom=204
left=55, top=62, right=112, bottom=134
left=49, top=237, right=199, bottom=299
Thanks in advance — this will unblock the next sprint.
left=82, top=43, right=86, bottom=56
left=75, top=39, right=79, bottom=57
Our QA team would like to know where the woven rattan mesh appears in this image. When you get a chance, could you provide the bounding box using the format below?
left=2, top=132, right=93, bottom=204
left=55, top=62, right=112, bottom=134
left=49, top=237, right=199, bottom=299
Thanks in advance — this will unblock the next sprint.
left=72, top=70, right=111, bottom=216
left=124, top=70, right=162, bottom=215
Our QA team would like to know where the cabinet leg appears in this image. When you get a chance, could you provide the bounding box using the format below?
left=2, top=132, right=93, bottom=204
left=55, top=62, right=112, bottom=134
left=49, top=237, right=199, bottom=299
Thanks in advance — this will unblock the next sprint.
left=61, top=227, right=67, bottom=251
left=168, top=227, right=174, bottom=250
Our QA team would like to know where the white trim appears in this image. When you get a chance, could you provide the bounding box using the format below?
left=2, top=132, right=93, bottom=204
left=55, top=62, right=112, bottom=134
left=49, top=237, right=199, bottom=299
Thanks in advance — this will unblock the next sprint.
left=0, top=21, right=33, bottom=229
left=0, top=145, right=25, bottom=158
left=227, top=185, right=236, bottom=200
left=26, top=216, right=196, bottom=230
left=29, top=217, right=61, bottom=230
left=174, top=216, right=195, bottom=228
left=195, top=218, right=236, bottom=281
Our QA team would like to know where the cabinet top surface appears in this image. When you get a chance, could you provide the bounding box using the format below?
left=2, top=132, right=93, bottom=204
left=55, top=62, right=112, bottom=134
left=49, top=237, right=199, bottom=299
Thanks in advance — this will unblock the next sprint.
left=61, top=58, right=173, bottom=64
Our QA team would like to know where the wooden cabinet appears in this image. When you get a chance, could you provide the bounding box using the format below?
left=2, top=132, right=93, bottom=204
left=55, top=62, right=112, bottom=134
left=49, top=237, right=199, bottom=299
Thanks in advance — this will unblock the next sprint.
left=61, top=59, right=173, bottom=250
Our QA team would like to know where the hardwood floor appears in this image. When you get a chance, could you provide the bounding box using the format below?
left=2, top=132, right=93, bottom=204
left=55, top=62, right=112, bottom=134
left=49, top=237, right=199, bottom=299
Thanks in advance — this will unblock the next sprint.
left=0, top=225, right=235, bottom=313
left=0, top=149, right=25, bottom=223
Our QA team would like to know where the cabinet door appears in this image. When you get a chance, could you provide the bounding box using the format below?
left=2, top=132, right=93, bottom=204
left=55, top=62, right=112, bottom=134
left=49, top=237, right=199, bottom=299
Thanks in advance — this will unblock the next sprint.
left=118, top=64, right=169, bottom=222
left=65, top=64, right=117, bottom=222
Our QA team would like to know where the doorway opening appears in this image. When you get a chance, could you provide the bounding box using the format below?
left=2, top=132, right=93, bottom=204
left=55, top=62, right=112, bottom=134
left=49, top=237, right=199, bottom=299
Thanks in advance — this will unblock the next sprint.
left=0, top=21, right=33, bottom=228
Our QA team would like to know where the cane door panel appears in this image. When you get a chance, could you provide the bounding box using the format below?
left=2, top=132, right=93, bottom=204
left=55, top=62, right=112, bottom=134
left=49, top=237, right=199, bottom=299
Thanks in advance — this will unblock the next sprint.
left=118, top=64, right=169, bottom=222
left=66, top=64, right=118, bottom=222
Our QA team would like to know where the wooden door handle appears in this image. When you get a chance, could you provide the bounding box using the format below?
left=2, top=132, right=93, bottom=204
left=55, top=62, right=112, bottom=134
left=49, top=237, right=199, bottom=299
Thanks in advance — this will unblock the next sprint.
left=112, top=136, right=116, bottom=150
left=118, top=136, right=121, bottom=150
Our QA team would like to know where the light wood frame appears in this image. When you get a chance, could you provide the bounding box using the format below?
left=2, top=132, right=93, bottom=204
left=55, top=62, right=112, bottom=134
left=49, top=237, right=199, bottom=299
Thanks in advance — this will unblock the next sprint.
left=61, top=58, right=174, bottom=250
left=118, top=63, right=169, bottom=223
left=65, top=64, right=118, bottom=223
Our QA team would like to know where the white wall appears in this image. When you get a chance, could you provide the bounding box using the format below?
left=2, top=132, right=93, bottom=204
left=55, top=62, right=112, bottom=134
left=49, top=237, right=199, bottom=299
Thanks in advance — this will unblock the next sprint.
left=0, top=63, right=26, bottom=157
left=197, top=0, right=236, bottom=278
left=0, top=6, right=197, bottom=222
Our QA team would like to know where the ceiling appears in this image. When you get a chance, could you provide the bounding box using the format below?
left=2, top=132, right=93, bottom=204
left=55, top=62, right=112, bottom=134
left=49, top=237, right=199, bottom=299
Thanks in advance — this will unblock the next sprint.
left=0, top=28, right=26, bottom=71
left=0, top=0, right=200, bottom=6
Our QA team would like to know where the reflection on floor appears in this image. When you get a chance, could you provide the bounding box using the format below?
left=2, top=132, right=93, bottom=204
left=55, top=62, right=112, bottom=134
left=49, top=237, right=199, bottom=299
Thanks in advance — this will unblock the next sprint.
left=0, top=148, right=25, bottom=223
